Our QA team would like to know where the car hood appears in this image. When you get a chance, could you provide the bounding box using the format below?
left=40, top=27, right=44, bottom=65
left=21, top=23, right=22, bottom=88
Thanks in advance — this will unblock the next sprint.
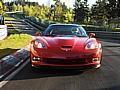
left=36, top=36, right=96, bottom=47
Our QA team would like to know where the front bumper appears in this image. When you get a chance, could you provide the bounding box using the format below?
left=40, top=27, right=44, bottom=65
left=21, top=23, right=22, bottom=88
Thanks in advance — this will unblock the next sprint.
left=30, top=56, right=101, bottom=69
left=30, top=47, right=102, bottom=69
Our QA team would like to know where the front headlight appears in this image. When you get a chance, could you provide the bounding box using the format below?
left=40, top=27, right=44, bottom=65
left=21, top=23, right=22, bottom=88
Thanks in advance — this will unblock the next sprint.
left=85, top=42, right=99, bottom=50
left=33, top=39, right=46, bottom=48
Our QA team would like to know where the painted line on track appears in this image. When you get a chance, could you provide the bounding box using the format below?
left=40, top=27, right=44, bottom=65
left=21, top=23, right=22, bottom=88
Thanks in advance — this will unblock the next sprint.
left=0, top=59, right=29, bottom=88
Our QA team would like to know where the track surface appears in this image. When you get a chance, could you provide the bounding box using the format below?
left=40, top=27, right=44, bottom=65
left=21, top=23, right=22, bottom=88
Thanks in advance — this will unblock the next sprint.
left=1, top=19, right=120, bottom=90
left=1, top=40, right=120, bottom=90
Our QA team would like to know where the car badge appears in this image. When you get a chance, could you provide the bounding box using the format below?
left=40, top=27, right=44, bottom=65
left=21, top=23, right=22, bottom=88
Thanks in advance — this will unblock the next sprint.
left=62, top=48, right=71, bottom=52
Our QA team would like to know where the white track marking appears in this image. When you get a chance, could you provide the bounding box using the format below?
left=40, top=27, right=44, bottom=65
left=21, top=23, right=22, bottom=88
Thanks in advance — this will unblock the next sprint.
left=0, top=60, right=29, bottom=88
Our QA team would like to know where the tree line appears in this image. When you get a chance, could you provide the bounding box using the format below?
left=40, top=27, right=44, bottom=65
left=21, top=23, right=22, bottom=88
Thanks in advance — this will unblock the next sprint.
left=0, top=0, right=120, bottom=26
left=3, top=1, right=74, bottom=23
left=75, top=0, right=120, bottom=26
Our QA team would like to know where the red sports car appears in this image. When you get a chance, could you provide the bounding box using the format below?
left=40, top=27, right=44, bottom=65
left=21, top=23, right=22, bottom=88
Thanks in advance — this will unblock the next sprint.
left=30, top=24, right=102, bottom=69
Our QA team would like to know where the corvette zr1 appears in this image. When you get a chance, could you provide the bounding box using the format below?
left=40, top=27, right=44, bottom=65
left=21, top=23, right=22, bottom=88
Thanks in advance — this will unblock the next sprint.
left=30, top=24, right=102, bottom=69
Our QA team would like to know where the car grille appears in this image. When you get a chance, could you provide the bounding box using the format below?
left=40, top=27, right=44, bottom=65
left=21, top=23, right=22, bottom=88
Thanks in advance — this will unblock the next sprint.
left=61, top=46, right=72, bottom=48
left=44, top=58, right=88, bottom=65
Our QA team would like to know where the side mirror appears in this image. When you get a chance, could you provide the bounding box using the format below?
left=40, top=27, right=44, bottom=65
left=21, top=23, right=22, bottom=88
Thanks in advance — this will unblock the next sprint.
left=35, top=31, right=42, bottom=36
left=89, top=33, right=95, bottom=38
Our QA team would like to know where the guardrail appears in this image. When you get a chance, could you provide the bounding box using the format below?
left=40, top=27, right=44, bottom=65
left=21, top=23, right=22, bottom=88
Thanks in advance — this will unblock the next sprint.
left=25, top=19, right=46, bottom=31
left=0, top=25, right=7, bottom=40
left=87, top=31, right=120, bottom=40
left=25, top=19, right=120, bottom=40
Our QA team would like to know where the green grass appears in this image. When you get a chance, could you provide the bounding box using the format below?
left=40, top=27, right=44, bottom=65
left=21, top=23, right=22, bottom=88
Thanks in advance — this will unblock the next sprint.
left=112, top=28, right=120, bottom=32
left=6, top=24, right=15, bottom=27
left=4, top=17, right=16, bottom=21
left=0, top=34, right=32, bottom=59
left=5, top=17, right=16, bottom=28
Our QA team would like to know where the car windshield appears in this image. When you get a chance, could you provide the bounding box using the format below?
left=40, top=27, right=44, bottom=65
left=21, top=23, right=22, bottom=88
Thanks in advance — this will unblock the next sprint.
left=44, top=25, right=88, bottom=37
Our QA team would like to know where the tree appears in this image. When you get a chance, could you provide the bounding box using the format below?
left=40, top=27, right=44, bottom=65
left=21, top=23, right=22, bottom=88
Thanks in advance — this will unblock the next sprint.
left=64, top=9, right=74, bottom=23
left=0, top=1, right=3, bottom=14
left=6, top=1, right=74, bottom=23
left=12, top=3, right=17, bottom=11
left=17, top=4, right=23, bottom=11
left=90, top=0, right=108, bottom=26
left=23, top=4, right=30, bottom=16
left=106, top=0, right=118, bottom=19
left=50, top=0, right=73, bottom=22
left=54, top=1, right=63, bottom=21
left=74, top=0, right=89, bottom=23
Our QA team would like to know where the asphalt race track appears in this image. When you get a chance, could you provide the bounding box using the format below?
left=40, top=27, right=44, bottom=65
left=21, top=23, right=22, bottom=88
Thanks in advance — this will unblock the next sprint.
left=1, top=40, right=120, bottom=90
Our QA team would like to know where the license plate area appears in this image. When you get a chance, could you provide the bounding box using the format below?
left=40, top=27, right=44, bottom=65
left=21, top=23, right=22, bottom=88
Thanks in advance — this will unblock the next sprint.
left=44, top=58, right=86, bottom=65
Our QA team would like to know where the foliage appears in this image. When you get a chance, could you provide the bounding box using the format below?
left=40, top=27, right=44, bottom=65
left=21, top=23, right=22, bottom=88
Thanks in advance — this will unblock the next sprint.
left=90, top=0, right=108, bottom=26
left=90, top=0, right=120, bottom=26
left=0, top=1, right=3, bottom=14
left=4, top=0, right=120, bottom=27
left=6, top=1, right=74, bottom=23
left=74, top=0, right=90, bottom=23
left=106, top=0, right=120, bottom=19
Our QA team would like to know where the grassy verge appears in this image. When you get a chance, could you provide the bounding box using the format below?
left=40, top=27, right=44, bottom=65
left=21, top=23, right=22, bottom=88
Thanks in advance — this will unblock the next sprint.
left=0, top=34, right=32, bottom=59
left=4, top=17, right=16, bottom=21
left=112, top=28, right=120, bottom=32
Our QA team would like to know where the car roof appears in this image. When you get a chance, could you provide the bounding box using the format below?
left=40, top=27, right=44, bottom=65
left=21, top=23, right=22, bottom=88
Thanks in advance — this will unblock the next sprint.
left=49, top=24, right=81, bottom=27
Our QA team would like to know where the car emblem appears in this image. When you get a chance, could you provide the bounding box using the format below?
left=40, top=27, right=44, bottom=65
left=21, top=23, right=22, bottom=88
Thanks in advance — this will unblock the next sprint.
left=61, top=48, right=71, bottom=52
left=65, top=49, right=69, bottom=51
